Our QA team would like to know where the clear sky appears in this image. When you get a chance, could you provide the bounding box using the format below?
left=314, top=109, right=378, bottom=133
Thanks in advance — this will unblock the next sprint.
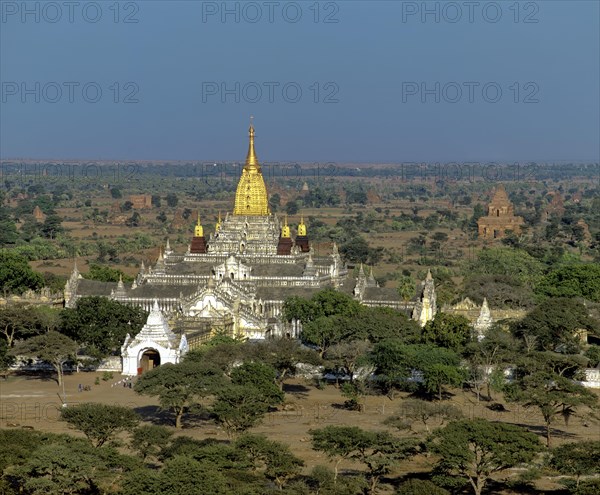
left=1, top=0, right=598, bottom=162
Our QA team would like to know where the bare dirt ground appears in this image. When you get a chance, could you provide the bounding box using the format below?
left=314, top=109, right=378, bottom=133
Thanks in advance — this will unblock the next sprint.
left=1, top=371, right=598, bottom=493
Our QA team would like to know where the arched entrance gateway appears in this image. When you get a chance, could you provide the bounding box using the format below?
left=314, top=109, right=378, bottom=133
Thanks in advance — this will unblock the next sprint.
left=121, top=300, right=188, bottom=376
left=139, top=348, right=161, bottom=374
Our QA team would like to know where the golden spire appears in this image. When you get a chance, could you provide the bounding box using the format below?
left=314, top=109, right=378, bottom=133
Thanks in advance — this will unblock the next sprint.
left=215, top=211, right=222, bottom=232
left=233, top=119, right=270, bottom=216
left=194, top=212, right=204, bottom=237
left=245, top=117, right=260, bottom=170
left=298, top=215, right=307, bottom=236
left=281, top=215, right=291, bottom=238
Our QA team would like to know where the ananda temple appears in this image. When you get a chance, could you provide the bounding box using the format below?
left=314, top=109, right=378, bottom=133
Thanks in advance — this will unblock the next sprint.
left=64, top=124, right=439, bottom=355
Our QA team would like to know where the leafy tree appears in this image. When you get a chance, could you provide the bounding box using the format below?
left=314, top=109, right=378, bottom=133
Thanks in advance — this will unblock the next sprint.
left=283, top=288, right=362, bottom=324
left=135, top=361, right=225, bottom=428
left=156, top=211, right=168, bottom=223
left=424, top=363, right=466, bottom=400
left=285, top=200, right=299, bottom=215
left=0, top=305, right=44, bottom=347
left=422, top=313, right=472, bottom=353
left=511, top=298, right=599, bottom=353
left=61, top=402, right=140, bottom=447
left=268, top=193, right=281, bottom=212
left=246, top=338, right=320, bottom=389
left=10, top=331, right=78, bottom=387
left=212, top=361, right=284, bottom=437
left=84, top=263, right=133, bottom=283
left=165, top=193, right=179, bottom=208
left=370, top=342, right=464, bottom=399
left=151, top=194, right=161, bottom=207
left=110, top=187, right=122, bottom=199
left=310, top=426, right=418, bottom=494
left=396, top=479, right=450, bottom=495
left=341, top=236, right=370, bottom=263
left=212, top=383, right=282, bottom=437
left=536, top=264, right=600, bottom=302
left=61, top=297, right=147, bottom=357
left=584, top=345, right=600, bottom=367
left=130, top=425, right=173, bottom=461
left=428, top=419, right=543, bottom=495
left=326, top=339, right=371, bottom=382
left=302, top=315, right=347, bottom=357
left=0, top=251, right=44, bottom=295
left=397, top=275, right=416, bottom=302
left=0, top=206, right=18, bottom=245
left=10, top=439, right=140, bottom=495
left=466, top=247, right=544, bottom=288
left=235, top=434, right=304, bottom=490
left=505, top=371, right=597, bottom=447
left=39, top=214, right=64, bottom=239
left=548, top=440, right=600, bottom=489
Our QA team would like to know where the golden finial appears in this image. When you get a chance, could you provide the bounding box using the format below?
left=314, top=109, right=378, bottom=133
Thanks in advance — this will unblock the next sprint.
left=281, top=215, right=291, bottom=238
left=245, top=116, right=260, bottom=169
left=298, top=214, right=307, bottom=237
left=216, top=210, right=222, bottom=232
left=194, top=212, right=204, bottom=237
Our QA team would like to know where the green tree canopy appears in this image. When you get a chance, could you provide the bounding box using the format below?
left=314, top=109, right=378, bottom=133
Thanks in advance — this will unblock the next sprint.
left=511, top=298, right=599, bottom=353
left=422, top=313, right=472, bottom=353
left=0, top=251, right=44, bottom=295
left=10, top=331, right=78, bottom=387
left=60, top=402, right=140, bottom=447
left=536, top=264, right=600, bottom=302
left=428, top=419, right=543, bottom=495
left=61, top=297, right=147, bottom=357
left=135, top=361, right=225, bottom=428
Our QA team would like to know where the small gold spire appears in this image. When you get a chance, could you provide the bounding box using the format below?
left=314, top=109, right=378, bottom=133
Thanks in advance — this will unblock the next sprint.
left=298, top=214, right=307, bottom=237
left=282, top=215, right=291, bottom=238
left=215, top=211, right=222, bottom=232
left=194, top=212, right=204, bottom=237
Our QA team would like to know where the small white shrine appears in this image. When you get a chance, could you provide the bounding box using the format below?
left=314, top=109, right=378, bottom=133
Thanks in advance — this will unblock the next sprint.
left=121, top=300, right=188, bottom=376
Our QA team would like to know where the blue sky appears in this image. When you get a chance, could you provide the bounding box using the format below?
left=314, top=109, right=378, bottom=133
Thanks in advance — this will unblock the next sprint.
left=1, top=0, right=598, bottom=162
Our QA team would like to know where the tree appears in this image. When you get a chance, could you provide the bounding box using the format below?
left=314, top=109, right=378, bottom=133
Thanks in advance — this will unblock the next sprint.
left=370, top=342, right=464, bottom=399
left=135, top=361, right=224, bottom=428
left=212, top=361, right=284, bottom=436
left=536, top=264, right=600, bottom=302
left=285, top=200, right=299, bottom=215
left=422, top=313, right=472, bottom=353
left=165, top=193, right=179, bottom=208
left=283, top=287, right=362, bottom=324
left=10, top=331, right=78, bottom=387
left=466, top=247, right=544, bottom=288
left=235, top=434, right=304, bottom=490
left=511, top=298, right=599, bottom=353
left=40, top=214, right=64, bottom=239
left=151, top=194, right=161, bottom=207
left=130, top=425, right=173, bottom=461
left=505, top=370, right=597, bottom=447
left=61, top=297, right=147, bottom=357
left=428, top=419, right=543, bottom=495
left=212, top=384, right=282, bottom=437
left=84, top=263, right=133, bottom=283
left=310, top=426, right=418, bottom=494
left=384, top=399, right=462, bottom=435
left=0, top=305, right=44, bottom=348
left=548, top=441, right=600, bottom=489
left=396, top=479, right=450, bottom=495
left=110, top=187, right=122, bottom=199
left=397, top=275, right=416, bottom=302
left=0, top=251, right=44, bottom=295
left=61, top=402, right=140, bottom=447
left=10, top=439, right=140, bottom=495
left=246, top=338, right=320, bottom=389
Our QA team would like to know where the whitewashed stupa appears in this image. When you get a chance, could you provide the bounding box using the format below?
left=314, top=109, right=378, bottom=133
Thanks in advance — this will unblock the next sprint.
left=121, top=300, right=188, bottom=375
